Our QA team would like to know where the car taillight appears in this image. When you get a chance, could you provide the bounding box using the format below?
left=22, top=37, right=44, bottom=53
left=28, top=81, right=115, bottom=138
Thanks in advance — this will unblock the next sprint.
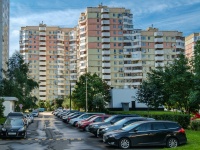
left=178, top=128, right=185, bottom=133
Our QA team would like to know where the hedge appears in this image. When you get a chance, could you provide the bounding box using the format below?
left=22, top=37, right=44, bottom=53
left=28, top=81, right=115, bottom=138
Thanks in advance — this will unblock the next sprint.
left=109, top=111, right=190, bottom=129
left=190, top=120, right=200, bottom=131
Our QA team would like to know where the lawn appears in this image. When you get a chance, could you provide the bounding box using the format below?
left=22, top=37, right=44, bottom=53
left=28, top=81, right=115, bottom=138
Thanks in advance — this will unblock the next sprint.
left=163, top=130, right=200, bottom=150
left=110, top=110, right=181, bottom=115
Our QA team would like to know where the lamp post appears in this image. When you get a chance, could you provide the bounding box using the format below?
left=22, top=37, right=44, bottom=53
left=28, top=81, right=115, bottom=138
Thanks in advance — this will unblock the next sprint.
left=69, top=80, right=72, bottom=111
left=86, top=75, right=88, bottom=112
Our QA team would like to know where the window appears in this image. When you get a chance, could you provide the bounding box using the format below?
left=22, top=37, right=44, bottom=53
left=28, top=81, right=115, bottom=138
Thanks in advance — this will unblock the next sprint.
left=97, top=19, right=99, bottom=22
left=152, top=122, right=166, bottom=130
left=135, top=123, right=151, bottom=131
left=165, top=122, right=179, bottom=129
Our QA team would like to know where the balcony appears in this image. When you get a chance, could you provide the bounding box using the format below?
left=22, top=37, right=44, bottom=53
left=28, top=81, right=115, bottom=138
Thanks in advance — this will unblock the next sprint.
left=39, top=81, right=46, bottom=85
left=102, top=44, right=110, bottom=49
left=102, top=56, right=110, bottom=61
left=154, top=38, right=163, bottom=43
left=124, top=69, right=142, bottom=73
left=39, top=52, right=46, bottom=55
left=101, top=26, right=110, bottom=31
left=39, top=37, right=46, bottom=40
left=154, top=32, right=163, bottom=37
left=102, top=69, right=111, bottom=73
left=155, top=44, right=163, bottom=49
left=39, top=77, right=46, bottom=80
left=39, top=32, right=46, bottom=36
left=102, top=63, right=111, bottom=67
left=155, top=50, right=164, bottom=55
left=102, top=32, right=110, bottom=37
left=39, top=47, right=46, bottom=51
left=102, top=50, right=110, bottom=55
left=124, top=63, right=142, bottom=67
left=155, top=62, right=165, bottom=67
left=39, top=67, right=46, bottom=70
left=39, top=57, right=46, bottom=61
left=39, top=72, right=46, bottom=75
left=39, top=27, right=46, bottom=31
left=101, top=14, right=109, bottom=19
left=101, top=20, right=110, bottom=25
left=39, top=92, right=46, bottom=95
left=39, top=97, right=46, bottom=100
left=155, top=56, right=164, bottom=61
left=39, top=87, right=46, bottom=90
left=39, top=62, right=46, bottom=65
left=101, top=8, right=109, bottom=13
left=39, top=42, right=46, bottom=45
left=102, top=38, right=110, bottom=43
left=102, top=75, right=111, bottom=79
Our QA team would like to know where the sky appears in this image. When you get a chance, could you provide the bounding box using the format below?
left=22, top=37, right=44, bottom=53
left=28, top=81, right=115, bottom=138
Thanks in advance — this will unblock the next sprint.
left=10, top=0, right=200, bottom=56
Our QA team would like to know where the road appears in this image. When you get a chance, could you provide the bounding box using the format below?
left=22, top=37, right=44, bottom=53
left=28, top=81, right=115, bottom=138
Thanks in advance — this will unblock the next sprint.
left=0, top=112, right=116, bottom=150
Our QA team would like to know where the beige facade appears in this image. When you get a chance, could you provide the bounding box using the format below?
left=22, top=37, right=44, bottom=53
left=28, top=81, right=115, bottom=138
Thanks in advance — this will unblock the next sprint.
left=185, top=33, right=200, bottom=59
left=20, top=23, right=72, bottom=100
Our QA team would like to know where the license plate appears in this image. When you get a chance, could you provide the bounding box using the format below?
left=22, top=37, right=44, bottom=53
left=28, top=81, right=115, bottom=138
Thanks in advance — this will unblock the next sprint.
left=8, top=132, right=16, bottom=135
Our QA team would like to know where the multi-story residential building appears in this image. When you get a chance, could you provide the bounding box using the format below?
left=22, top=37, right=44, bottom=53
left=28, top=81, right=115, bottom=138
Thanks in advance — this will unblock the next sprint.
left=76, top=5, right=184, bottom=89
left=76, top=5, right=134, bottom=88
left=185, top=33, right=200, bottom=59
left=133, top=27, right=185, bottom=82
left=20, top=23, right=72, bottom=100
left=0, top=0, right=9, bottom=77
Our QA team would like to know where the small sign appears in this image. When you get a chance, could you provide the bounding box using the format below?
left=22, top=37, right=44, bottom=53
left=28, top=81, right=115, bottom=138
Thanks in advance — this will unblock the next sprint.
left=19, top=104, right=23, bottom=109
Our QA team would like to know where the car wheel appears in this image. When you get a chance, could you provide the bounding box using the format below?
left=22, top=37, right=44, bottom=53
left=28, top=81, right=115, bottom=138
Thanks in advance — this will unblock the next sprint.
left=23, top=131, right=27, bottom=139
left=85, top=126, right=89, bottom=132
left=119, top=138, right=131, bottom=149
left=167, top=137, right=178, bottom=148
left=73, top=121, right=77, bottom=127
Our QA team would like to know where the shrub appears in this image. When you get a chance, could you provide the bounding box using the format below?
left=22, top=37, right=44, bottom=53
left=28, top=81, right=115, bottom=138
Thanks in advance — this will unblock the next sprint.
left=190, top=120, right=200, bottom=131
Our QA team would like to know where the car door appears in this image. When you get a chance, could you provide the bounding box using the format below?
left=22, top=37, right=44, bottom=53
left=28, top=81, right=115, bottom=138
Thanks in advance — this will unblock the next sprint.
left=150, top=122, right=169, bottom=145
left=129, top=122, right=152, bottom=146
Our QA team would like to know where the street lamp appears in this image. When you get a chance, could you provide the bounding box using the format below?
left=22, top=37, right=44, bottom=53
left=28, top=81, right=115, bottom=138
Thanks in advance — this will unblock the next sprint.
left=69, top=80, right=72, bottom=111
left=85, top=75, right=88, bottom=112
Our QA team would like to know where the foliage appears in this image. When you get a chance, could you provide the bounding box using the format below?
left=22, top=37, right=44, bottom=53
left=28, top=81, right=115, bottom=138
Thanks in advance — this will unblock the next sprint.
left=137, top=53, right=196, bottom=114
left=0, top=52, right=39, bottom=111
left=55, top=98, right=64, bottom=108
left=190, top=120, right=200, bottom=131
left=62, top=97, right=70, bottom=109
left=72, top=72, right=110, bottom=112
left=109, top=111, right=190, bottom=129
left=0, top=98, right=5, bottom=117
left=0, top=117, right=6, bottom=124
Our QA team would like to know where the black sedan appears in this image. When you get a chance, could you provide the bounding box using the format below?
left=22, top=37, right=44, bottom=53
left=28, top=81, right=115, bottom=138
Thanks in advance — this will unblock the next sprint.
left=97, top=117, right=154, bottom=137
left=103, top=121, right=187, bottom=149
left=0, top=117, right=27, bottom=139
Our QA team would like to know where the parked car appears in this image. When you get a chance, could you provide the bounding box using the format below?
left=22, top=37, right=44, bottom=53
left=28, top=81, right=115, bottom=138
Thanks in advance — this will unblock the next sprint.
left=7, top=112, right=24, bottom=118
left=0, top=117, right=28, bottom=139
left=31, top=110, right=39, bottom=117
left=78, top=115, right=110, bottom=131
left=88, top=114, right=140, bottom=137
left=103, top=120, right=187, bottom=149
left=39, top=108, right=45, bottom=112
left=69, top=113, right=105, bottom=126
left=97, top=117, right=155, bottom=137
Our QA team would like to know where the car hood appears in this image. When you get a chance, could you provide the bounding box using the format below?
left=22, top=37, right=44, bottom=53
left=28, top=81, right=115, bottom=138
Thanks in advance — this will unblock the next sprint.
left=102, top=125, right=121, bottom=130
left=104, top=129, right=126, bottom=136
left=91, top=122, right=110, bottom=126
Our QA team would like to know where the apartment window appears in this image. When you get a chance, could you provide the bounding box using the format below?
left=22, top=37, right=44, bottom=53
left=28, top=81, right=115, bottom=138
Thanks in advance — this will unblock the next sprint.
left=114, top=55, right=117, bottom=58
left=119, top=55, right=123, bottom=59
left=97, top=19, right=99, bottom=22
left=97, top=31, right=100, bottom=34
left=113, top=13, right=116, bottom=17
left=114, top=43, right=116, bottom=46
left=118, top=31, right=123, bottom=35
left=97, top=37, right=99, bottom=40
left=115, top=74, right=117, bottom=77
left=142, top=42, right=146, bottom=46
left=118, top=43, right=122, bottom=46
left=141, top=36, right=146, bottom=40
left=113, top=25, right=116, bottom=28
left=113, top=19, right=116, bottom=22
left=97, top=49, right=100, bottom=52
left=97, top=25, right=99, bottom=28
left=98, top=55, right=100, bottom=58
left=148, top=37, right=150, bottom=40
left=113, top=31, right=116, bottom=34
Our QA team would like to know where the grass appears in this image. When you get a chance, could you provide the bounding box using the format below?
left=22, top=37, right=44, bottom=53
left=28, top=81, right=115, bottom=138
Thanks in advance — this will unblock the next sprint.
left=110, top=110, right=181, bottom=115
left=164, top=130, right=200, bottom=150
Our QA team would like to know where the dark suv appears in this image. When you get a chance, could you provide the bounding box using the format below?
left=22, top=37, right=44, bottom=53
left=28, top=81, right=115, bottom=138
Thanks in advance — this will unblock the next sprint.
left=103, top=120, right=187, bottom=149
left=88, top=114, right=140, bottom=137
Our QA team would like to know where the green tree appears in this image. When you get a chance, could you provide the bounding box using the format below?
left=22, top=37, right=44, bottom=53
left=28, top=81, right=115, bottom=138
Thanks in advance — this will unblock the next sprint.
left=0, top=98, right=5, bottom=117
left=72, top=72, right=110, bottom=112
left=0, top=52, right=39, bottom=111
left=62, top=97, right=70, bottom=109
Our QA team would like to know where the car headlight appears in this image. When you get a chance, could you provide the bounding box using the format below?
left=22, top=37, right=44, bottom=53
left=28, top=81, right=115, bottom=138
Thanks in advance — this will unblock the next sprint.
left=1, top=128, right=6, bottom=131
left=93, top=125, right=99, bottom=128
left=103, top=128, right=109, bottom=131
left=18, top=127, right=25, bottom=131
left=109, top=134, right=116, bottom=138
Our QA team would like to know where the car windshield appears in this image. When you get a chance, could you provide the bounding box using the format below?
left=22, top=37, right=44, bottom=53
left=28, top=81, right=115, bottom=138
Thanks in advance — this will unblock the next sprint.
left=114, top=118, right=129, bottom=125
left=121, top=123, right=140, bottom=131
left=104, top=116, right=116, bottom=122
left=4, top=118, right=24, bottom=126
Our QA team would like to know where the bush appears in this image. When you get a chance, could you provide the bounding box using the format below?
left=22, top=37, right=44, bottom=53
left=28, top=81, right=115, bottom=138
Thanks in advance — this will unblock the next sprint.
left=190, top=120, right=200, bottom=131
left=109, top=111, right=190, bottom=129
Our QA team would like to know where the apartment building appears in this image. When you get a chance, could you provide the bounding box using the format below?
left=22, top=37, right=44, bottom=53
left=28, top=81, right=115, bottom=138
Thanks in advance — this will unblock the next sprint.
left=20, top=23, right=72, bottom=100
left=76, top=5, right=134, bottom=88
left=0, top=0, right=9, bottom=77
left=185, top=33, right=200, bottom=59
left=76, top=5, right=184, bottom=89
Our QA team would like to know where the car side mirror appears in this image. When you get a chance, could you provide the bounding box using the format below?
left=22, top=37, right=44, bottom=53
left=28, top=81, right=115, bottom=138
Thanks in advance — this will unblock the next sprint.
left=123, top=124, right=127, bottom=127
left=110, top=121, right=114, bottom=124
